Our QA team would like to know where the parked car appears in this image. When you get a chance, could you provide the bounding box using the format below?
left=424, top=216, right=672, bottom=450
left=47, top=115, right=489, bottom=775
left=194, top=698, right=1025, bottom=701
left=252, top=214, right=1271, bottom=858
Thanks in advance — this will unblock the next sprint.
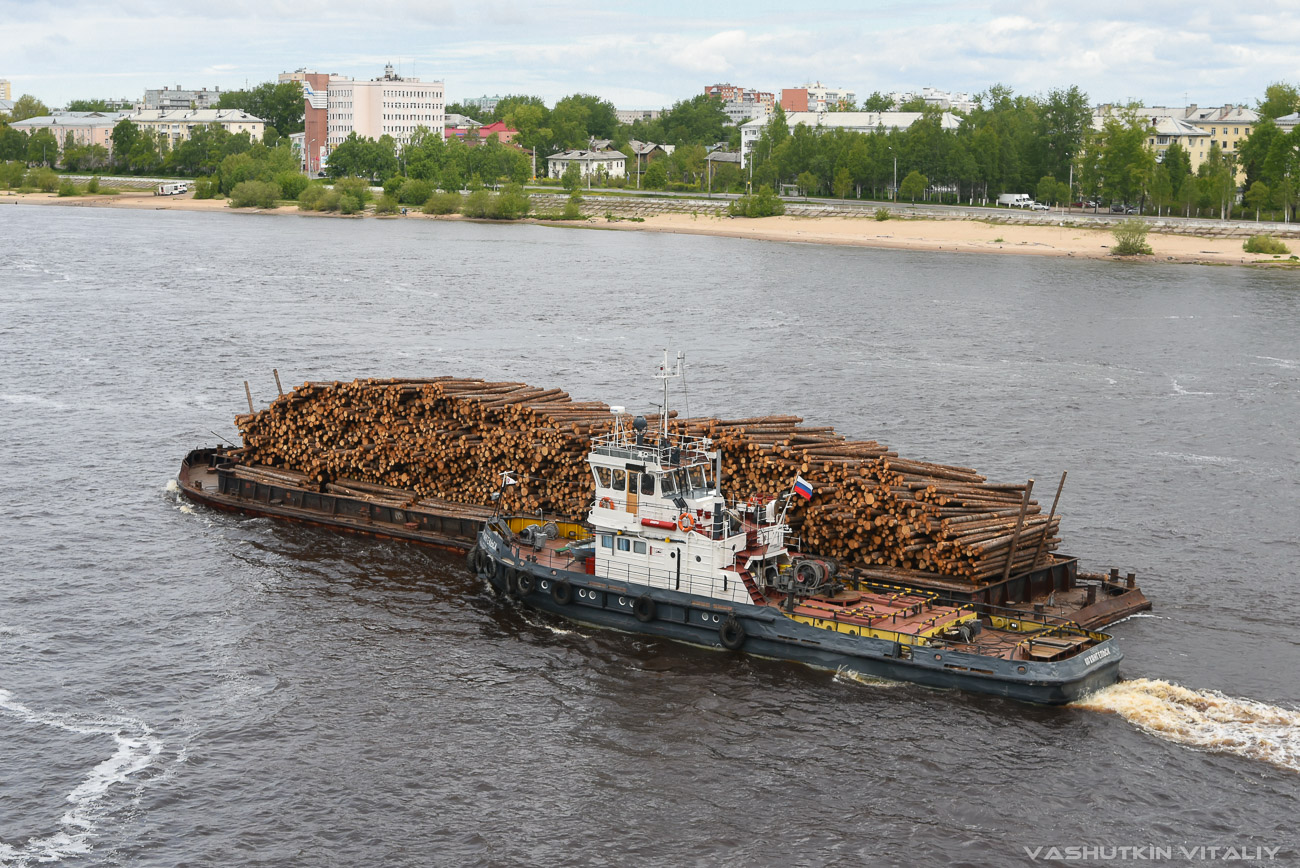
left=1029, top=202, right=1050, bottom=211
left=1109, top=203, right=1137, bottom=214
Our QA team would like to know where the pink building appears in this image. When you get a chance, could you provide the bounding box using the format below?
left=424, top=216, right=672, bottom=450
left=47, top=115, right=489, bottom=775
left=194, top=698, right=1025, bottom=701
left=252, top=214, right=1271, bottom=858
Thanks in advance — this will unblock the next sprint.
left=11, top=112, right=125, bottom=155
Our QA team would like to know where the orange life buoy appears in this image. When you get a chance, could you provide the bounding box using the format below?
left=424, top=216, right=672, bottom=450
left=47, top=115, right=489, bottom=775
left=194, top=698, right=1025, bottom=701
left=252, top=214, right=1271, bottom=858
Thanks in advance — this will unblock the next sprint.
left=677, top=512, right=697, bottom=533
left=598, top=496, right=615, bottom=509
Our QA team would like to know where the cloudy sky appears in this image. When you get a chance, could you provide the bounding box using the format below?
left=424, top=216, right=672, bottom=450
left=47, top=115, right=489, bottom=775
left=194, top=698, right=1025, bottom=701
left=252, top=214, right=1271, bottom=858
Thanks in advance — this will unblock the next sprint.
left=5, top=0, right=1299, bottom=110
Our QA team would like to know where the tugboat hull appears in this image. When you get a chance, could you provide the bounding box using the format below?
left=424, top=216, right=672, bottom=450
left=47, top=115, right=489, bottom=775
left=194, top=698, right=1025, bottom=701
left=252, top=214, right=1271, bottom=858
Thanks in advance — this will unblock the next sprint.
left=474, top=528, right=1120, bottom=706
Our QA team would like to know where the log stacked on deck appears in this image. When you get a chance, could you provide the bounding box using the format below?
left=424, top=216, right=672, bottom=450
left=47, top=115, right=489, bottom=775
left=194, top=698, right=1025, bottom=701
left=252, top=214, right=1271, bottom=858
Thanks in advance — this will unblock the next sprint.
left=233, top=377, right=1061, bottom=584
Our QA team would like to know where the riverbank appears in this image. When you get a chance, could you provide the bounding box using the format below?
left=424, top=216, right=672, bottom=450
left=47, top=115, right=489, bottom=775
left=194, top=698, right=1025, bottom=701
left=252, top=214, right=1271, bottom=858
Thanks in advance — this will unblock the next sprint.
left=3, top=188, right=1291, bottom=267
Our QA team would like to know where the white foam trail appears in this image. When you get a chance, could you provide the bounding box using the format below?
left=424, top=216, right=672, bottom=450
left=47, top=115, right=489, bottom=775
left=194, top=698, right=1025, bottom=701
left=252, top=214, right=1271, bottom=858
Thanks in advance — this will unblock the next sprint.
left=163, top=479, right=180, bottom=495
left=521, top=613, right=579, bottom=636
left=834, top=666, right=900, bottom=688
left=0, top=689, right=164, bottom=865
left=1073, top=678, right=1300, bottom=773
left=0, top=394, right=66, bottom=409
left=1169, top=379, right=1214, bottom=396
left=1155, top=451, right=1237, bottom=466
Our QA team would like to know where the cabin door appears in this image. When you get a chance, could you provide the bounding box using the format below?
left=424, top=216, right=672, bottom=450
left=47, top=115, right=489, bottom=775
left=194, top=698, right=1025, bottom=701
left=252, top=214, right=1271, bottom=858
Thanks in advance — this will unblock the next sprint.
left=626, top=472, right=638, bottom=515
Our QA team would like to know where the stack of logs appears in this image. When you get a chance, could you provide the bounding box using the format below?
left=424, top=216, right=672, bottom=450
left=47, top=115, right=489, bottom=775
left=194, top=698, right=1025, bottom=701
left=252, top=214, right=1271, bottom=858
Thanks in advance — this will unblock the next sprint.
left=234, top=377, right=1061, bottom=584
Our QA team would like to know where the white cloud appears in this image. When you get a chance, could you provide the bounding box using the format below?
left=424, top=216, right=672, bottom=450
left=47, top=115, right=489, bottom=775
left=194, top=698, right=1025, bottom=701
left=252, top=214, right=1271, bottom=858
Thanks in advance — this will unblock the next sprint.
left=1, top=0, right=1295, bottom=108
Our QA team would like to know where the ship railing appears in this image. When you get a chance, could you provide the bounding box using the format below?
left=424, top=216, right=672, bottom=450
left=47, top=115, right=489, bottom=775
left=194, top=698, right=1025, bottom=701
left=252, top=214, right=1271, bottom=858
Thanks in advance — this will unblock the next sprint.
left=592, top=558, right=752, bottom=602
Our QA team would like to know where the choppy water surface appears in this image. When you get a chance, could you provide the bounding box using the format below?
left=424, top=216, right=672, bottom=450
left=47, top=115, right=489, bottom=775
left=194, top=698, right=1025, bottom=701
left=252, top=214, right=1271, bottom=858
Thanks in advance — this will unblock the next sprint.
left=1, top=207, right=1298, bottom=867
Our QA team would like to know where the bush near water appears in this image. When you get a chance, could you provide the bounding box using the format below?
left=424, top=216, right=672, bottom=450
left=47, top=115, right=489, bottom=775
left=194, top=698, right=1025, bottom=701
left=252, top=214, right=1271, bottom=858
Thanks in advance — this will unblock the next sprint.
left=1110, top=218, right=1152, bottom=256
left=1243, top=235, right=1290, bottom=255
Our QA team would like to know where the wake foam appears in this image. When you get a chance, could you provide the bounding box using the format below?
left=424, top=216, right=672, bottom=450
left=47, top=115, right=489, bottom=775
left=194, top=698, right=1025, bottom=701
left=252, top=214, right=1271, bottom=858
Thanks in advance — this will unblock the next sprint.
left=1073, top=678, right=1300, bottom=773
left=0, top=689, right=164, bottom=865
left=834, top=666, right=900, bottom=688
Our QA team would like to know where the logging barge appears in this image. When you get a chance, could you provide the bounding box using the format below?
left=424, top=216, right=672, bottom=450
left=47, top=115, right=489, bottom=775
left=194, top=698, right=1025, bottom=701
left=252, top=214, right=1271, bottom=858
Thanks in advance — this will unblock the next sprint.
left=466, top=404, right=1120, bottom=704
left=177, top=453, right=1148, bottom=632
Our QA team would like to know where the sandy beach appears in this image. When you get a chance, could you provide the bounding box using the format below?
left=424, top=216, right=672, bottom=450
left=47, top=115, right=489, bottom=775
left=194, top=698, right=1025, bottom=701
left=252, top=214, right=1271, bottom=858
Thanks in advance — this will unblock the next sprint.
left=3, top=188, right=1290, bottom=267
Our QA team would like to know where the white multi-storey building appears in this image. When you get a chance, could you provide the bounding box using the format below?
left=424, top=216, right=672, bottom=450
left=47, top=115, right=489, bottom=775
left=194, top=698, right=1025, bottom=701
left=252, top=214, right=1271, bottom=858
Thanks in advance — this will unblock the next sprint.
left=325, top=63, right=445, bottom=151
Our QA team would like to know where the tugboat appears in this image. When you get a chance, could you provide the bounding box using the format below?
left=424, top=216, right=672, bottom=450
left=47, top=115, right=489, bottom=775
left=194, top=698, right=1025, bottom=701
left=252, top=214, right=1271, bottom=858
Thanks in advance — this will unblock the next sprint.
left=469, top=353, right=1121, bottom=704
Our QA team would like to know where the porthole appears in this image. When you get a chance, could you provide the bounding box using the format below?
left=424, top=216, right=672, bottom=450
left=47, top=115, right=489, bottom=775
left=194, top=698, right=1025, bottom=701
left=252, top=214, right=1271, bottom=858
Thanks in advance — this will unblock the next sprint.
left=550, top=570, right=557, bottom=576
left=695, top=555, right=702, bottom=563
left=619, top=596, right=627, bottom=606
left=541, top=580, right=550, bottom=590
left=934, top=653, right=942, bottom=660
left=1017, top=665, right=1027, bottom=673
left=712, top=614, right=720, bottom=623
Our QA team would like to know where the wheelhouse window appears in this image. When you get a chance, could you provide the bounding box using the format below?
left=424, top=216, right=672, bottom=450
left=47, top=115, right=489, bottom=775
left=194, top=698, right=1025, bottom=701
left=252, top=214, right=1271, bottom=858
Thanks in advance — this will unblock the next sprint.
left=633, top=541, right=647, bottom=554
left=613, top=469, right=626, bottom=492
left=594, top=466, right=612, bottom=488
left=600, top=534, right=614, bottom=549
left=628, top=473, right=638, bottom=495
left=617, top=538, right=631, bottom=552
left=661, top=473, right=677, bottom=495
left=641, top=473, right=655, bottom=495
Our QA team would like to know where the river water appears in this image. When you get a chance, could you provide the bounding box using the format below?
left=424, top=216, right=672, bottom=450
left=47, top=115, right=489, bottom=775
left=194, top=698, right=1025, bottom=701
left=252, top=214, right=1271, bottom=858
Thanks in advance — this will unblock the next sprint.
left=1, top=206, right=1297, bottom=867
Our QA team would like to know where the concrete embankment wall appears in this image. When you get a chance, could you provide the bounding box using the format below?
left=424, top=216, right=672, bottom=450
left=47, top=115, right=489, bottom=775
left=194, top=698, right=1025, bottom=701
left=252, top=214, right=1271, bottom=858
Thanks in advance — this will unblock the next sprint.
left=531, top=192, right=1300, bottom=240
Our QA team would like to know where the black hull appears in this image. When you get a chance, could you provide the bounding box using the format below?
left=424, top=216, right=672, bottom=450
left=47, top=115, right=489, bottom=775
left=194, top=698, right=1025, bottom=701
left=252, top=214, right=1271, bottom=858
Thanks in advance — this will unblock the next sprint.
left=474, top=530, right=1121, bottom=706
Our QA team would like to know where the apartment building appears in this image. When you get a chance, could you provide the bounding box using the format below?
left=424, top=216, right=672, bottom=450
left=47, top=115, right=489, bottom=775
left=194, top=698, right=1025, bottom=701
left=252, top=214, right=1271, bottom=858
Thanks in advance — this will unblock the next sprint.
left=780, top=83, right=856, bottom=113
left=126, top=108, right=265, bottom=145
left=0, top=79, right=11, bottom=101
left=1096, top=103, right=1259, bottom=183
left=10, top=111, right=126, bottom=153
left=140, top=85, right=224, bottom=111
left=704, top=84, right=775, bottom=124
left=325, top=63, right=445, bottom=153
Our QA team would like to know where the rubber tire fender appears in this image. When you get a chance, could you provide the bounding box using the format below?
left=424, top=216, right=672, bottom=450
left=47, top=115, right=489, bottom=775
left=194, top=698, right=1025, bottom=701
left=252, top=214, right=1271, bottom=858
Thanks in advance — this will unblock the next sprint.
left=633, top=594, right=656, bottom=623
left=516, top=571, right=536, bottom=596
left=551, top=578, right=573, bottom=605
left=719, top=615, right=746, bottom=651
left=465, top=545, right=480, bottom=575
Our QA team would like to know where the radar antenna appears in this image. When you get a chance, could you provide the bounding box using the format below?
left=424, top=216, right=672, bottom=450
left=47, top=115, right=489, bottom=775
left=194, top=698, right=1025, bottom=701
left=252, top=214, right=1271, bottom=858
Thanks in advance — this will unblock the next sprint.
left=654, top=349, right=684, bottom=439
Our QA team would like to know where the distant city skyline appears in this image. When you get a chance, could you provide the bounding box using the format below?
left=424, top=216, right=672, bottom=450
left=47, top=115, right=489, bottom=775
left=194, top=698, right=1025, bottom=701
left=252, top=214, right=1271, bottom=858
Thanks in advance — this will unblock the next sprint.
left=3, top=0, right=1297, bottom=110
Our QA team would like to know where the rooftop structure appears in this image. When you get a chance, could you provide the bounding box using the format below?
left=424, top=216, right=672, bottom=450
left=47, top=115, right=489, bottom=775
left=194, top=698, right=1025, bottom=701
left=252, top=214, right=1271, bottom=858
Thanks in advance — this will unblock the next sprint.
left=126, top=108, right=265, bottom=145
left=10, top=111, right=127, bottom=155
left=1094, top=104, right=1259, bottom=183
left=0, top=79, right=11, bottom=101
left=781, top=83, right=856, bottom=113
left=461, top=95, right=502, bottom=115
left=616, top=109, right=661, bottom=125
left=888, top=87, right=976, bottom=114
left=140, top=85, right=224, bottom=111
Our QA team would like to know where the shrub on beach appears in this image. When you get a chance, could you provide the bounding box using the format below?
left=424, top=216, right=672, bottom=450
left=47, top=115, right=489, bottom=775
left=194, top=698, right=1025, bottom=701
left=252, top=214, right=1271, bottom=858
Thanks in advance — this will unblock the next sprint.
left=333, top=177, right=372, bottom=205
left=374, top=194, right=401, bottom=215
left=57, top=179, right=79, bottom=197
left=1243, top=235, right=1290, bottom=255
left=1110, top=218, right=1152, bottom=256
left=422, top=191, right=463, bottom=215
left=398, top=179, right=433, bottom=206
left=728, top=185, right=785, bottom=218
left=275, top=171, right=309, bottom=201
left=228, top=180, right=281, bottom=209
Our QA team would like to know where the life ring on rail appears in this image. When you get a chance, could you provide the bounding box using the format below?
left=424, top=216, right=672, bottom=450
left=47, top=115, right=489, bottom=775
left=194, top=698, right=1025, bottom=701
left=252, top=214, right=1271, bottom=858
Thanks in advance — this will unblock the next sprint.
left=598, top=496, right=615, bottom=509
left=719, top=615, right=746, bottom=651
left=634, top=594, right=657, bottom=623
left=677, top=512, right=697, bottom=533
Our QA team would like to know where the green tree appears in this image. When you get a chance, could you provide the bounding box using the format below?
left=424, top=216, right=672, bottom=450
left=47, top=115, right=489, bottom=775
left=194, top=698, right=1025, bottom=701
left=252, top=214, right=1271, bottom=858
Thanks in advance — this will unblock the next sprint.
left=66, top=99, right=118, bottom=112
left=833, top=166, right=852, bottom=198
left=1197, top=141, right=1236, bottom=218
left=7, top=95, right=50, bottom=122
left=218, top=81, right=305, bottom=136
left=1162, top=142, right=1192, bottom=198
left=26, top=129, right=58, bottom=166
left=561, top=160, right=582, bottom=192
left=642, top=159, right=667, bottom=190
left=899, top=169, right=928, bottom=202
left=0, top=126, right=27, bottom=161
left=797, top=170, right=819, bottom=196
left=550, top=93, right=617, bottom=147
left=1257, top=82, right=1300, bottom=120
left=860, top=92, right=893, bottom=112
left=649, top=94, right=730, bottom=146
left=111, top=120, right=140, bottom=169
left=1244, top=180, right=1271, bottom=219
left=1149, top=164, right=1173, bottom=215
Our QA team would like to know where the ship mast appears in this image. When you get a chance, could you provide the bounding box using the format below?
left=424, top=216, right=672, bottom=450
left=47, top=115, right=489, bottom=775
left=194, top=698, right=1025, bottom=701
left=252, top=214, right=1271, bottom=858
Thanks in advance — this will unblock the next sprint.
left=655, top=349, right=684, bottom=441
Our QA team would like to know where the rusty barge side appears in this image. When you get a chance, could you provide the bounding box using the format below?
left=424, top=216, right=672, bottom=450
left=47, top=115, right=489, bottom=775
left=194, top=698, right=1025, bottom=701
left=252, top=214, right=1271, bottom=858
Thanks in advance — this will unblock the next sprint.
left=178, top=446, right=1151, bottom=629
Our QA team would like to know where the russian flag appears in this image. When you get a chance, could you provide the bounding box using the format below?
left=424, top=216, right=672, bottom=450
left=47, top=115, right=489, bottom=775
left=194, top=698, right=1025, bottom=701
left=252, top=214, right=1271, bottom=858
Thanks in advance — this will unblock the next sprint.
left=793, top=475, right=814, bottom=500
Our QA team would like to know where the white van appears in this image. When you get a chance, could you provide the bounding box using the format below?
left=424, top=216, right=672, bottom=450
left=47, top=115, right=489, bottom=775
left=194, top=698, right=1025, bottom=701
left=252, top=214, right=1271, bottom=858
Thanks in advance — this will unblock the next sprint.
left=996, top=193, right=1033, bottom=208
left=156, top=182, right=188, bottom=196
